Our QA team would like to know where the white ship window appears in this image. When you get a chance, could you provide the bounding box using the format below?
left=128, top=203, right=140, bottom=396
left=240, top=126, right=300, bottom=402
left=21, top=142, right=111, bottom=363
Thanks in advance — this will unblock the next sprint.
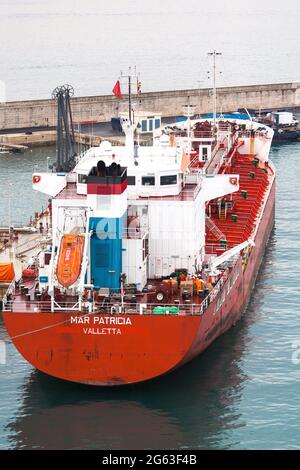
left=127, top=176, right=136, bottom=185
left=78, top=174, right=87, bottom=184
left=142, top=176, right=155, bottom=186
left=160, top=175, right=177, bottom=185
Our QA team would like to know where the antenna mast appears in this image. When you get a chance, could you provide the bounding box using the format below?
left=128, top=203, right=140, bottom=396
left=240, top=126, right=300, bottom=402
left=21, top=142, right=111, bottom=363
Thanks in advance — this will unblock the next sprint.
left=208, top=50, right=222, bottom=132
left=120, top=67, right=137, bottom=125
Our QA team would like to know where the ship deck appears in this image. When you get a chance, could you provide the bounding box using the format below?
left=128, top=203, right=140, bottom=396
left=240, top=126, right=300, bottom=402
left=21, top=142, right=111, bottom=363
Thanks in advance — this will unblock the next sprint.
left=55, top=183, right=86, bottom=200
left=205, top=152, right=274, bottom=254
left=55, top=181, right=201, bottom=202
left=5, top=268, right=232, bottom=316
left=138, top=183, right=201, bottom=201
left=3, top=152, right=274, bottom=317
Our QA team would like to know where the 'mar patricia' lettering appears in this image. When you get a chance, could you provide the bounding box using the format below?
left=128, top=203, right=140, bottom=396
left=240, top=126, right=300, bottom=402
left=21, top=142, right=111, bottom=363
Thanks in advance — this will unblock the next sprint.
left=71, top=316, right=90, bottom=324
left=94, top=316, right=132, bottom=325
left=70, top=316, right=132, bottom=325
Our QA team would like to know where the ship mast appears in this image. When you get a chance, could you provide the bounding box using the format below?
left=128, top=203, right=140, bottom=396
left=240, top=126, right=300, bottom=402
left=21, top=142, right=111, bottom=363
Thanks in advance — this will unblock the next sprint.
left=182, top=97, right=195, bottom=161
left=208, top=50, right=222, bottom=133
left=120, top=67, right=139, bottom=157
left=120, top=67, right=137, bottom=125
left=128, top=74, right=132, bottom=125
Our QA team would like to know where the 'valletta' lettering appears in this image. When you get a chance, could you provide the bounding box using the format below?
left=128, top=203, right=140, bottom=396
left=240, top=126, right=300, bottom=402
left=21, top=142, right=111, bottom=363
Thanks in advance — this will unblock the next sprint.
left=83, top=327, right=122, bottom=335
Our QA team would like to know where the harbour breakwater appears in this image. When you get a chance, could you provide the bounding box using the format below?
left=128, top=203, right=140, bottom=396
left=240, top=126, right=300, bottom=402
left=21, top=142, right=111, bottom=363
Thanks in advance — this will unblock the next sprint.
left=1, top=82, right=300, bottom=131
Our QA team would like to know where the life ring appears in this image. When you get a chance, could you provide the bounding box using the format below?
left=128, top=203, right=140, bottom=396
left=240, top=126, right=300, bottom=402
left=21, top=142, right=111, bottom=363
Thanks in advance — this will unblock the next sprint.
left=229, top=177, right=238, bottom=185
left=32, top=175, right=41, bottom=184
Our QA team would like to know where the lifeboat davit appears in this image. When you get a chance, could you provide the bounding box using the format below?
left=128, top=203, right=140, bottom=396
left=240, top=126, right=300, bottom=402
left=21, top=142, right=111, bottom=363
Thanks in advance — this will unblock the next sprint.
left=56, top=234, right=84, bottom=288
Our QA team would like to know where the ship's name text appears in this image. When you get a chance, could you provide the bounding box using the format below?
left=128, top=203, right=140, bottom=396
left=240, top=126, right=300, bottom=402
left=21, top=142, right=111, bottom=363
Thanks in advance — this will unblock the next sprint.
left=70, top=316, right=132, bottom=335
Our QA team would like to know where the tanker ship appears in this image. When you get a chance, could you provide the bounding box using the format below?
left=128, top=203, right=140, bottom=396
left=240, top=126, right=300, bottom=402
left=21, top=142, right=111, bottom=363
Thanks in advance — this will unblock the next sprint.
left=1, top=109, right=275, bottom=385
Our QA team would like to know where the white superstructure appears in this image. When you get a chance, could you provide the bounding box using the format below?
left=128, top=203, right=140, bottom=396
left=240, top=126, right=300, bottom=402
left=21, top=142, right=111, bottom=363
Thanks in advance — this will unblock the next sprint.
left=31, top=116, right=273, bottom=308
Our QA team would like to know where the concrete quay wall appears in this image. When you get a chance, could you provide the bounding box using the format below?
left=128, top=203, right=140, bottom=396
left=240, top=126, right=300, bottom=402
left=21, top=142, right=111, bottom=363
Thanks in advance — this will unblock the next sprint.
left=1, top=82, right=300, bottom=130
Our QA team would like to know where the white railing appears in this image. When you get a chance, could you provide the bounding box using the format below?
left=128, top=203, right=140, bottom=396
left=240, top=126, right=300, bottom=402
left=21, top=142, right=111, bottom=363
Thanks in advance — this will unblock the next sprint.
left=201, top=266, right=232, bottom=307
left=51, top=300, right=82, bottom=312
left=4, top=295, right=211, bottom=316
left=136, top=187, right=201, bottom=201
left=4, top=267, right=236, bottom=317
left=3, top=300, right=204, bottom=316
left=174, top=130, right=214, bottom=139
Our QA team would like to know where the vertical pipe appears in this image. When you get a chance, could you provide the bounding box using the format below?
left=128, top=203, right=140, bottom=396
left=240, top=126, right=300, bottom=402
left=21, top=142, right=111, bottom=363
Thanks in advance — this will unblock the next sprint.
left=128, top=75, right=132, bottom=125
left=8, top=183, right=11, bottom=236
left=213, top=53, right=216, bottom=131
left=250, top=129, right=255, bottom=158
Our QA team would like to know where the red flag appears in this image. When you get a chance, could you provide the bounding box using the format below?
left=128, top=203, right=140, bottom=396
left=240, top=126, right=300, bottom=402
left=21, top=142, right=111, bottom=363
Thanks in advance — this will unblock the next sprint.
left=112, top=80, right=123, bottom=99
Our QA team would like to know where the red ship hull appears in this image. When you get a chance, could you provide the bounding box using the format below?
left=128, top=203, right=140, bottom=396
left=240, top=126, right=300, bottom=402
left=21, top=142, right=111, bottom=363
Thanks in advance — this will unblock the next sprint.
left=2, top=180, right=275, bottom=386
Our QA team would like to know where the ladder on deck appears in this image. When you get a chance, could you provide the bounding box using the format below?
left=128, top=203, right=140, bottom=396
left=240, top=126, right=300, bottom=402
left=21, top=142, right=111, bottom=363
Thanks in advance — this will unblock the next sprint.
left=206, top=215, right=226, bottom=241
left=219, top=207, right=226, bottom=220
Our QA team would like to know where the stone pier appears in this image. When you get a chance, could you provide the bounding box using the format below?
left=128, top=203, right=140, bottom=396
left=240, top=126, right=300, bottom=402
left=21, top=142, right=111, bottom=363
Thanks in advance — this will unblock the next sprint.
left=1, top=82, right=300, bottom=131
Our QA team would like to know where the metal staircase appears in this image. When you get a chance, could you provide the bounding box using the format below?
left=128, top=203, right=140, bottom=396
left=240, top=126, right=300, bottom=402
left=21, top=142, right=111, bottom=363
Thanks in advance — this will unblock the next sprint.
left=219, top=207, right=226, bottom=220
left=205, top=215, right=226, bottom=241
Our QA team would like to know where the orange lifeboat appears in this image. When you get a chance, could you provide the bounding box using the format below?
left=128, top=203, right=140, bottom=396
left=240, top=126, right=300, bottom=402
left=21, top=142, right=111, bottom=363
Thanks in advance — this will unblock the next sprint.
left=0, top=263, right=15, bottom=283
left=56, top=234, right=84, bottom=288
